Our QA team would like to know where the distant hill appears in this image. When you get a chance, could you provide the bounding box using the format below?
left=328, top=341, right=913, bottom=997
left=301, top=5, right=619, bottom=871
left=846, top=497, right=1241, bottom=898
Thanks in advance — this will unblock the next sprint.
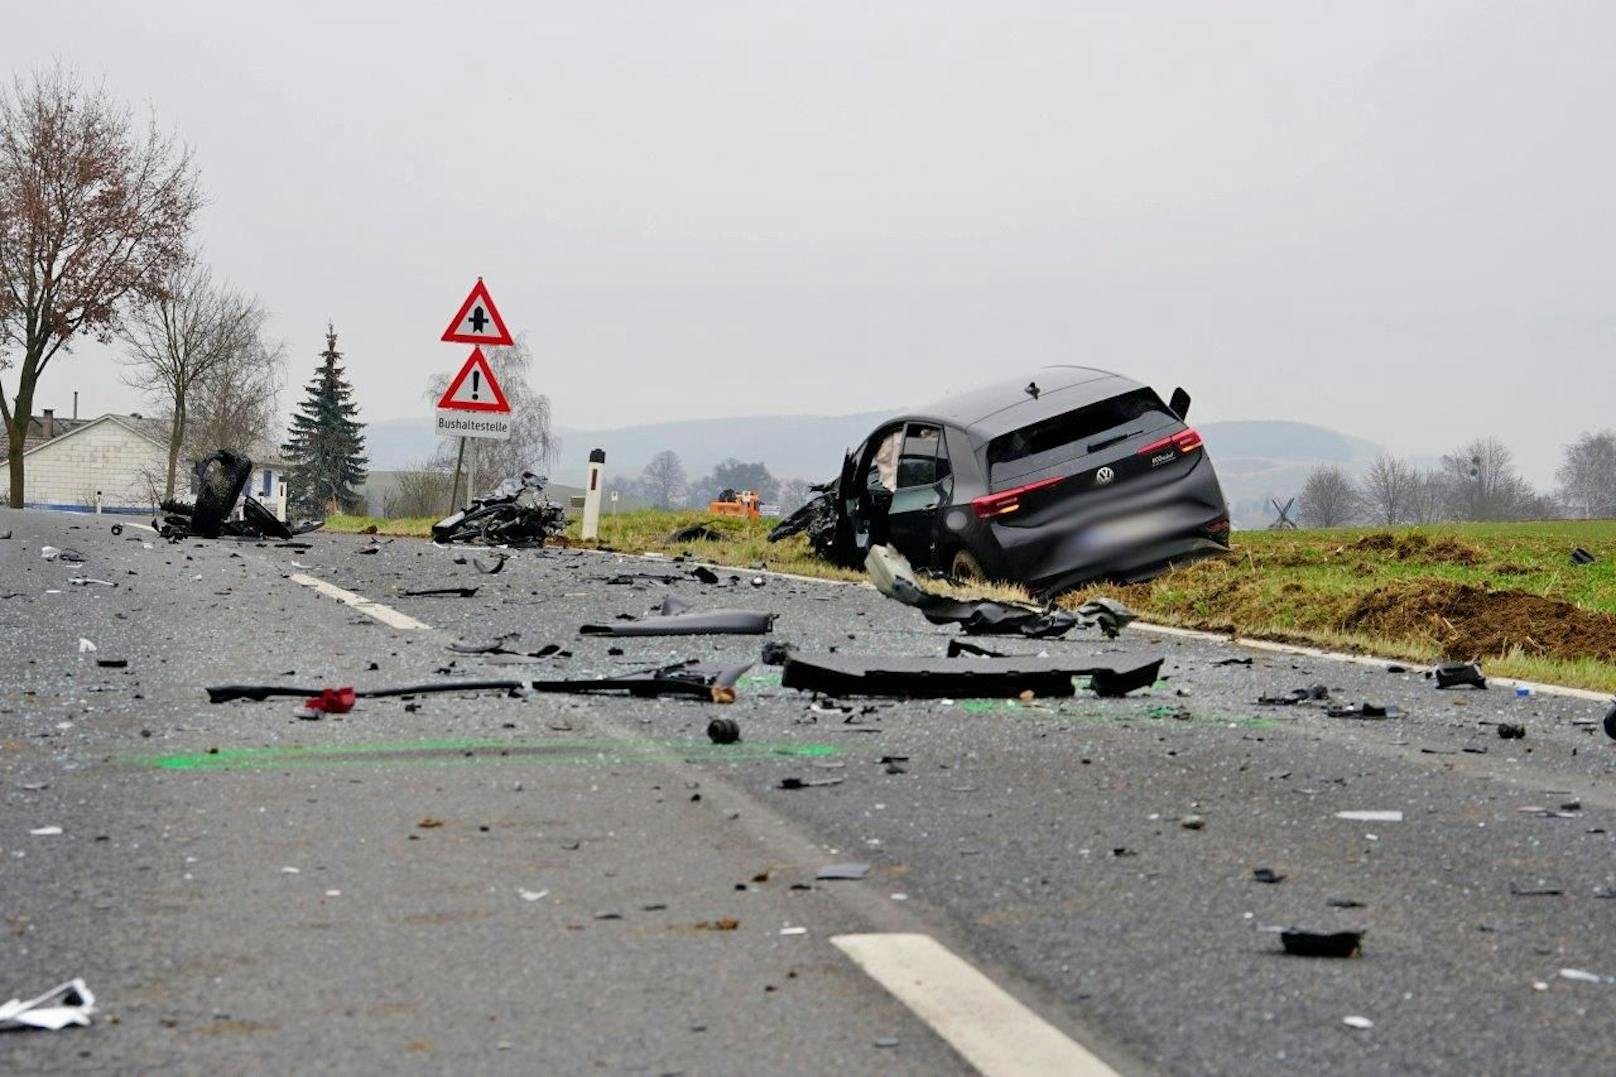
left=366, top=413, right=1385, bottom=530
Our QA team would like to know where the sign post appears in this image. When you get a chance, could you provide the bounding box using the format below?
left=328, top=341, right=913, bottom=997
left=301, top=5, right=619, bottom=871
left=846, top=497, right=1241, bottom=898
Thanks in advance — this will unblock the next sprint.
left=436, top=279, right=516, bottom=509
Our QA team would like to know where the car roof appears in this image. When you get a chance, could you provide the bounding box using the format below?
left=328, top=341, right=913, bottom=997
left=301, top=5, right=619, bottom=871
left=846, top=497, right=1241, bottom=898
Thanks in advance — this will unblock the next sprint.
left=903, top=365, right=1149, bottom=444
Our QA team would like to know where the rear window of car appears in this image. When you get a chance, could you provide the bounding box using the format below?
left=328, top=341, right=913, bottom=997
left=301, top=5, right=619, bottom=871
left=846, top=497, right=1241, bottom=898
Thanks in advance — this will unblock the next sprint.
left=986, top=388, right=1172, bottom=485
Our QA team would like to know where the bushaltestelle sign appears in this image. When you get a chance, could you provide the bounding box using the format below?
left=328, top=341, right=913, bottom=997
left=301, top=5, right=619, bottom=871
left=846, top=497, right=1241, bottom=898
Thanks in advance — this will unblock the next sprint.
left=435, top=282, right=514, bottom=441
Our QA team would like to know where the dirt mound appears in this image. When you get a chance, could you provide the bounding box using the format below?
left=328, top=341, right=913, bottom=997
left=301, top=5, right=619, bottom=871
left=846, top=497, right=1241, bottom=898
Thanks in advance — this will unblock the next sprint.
left=1344, top=579, right=1616, bottom=662
left=1410, top=536, right=1482, bottom=565
left=1350, top=533, right=1397, bottom=552
left=1493, top=562, right=1533, bottom=576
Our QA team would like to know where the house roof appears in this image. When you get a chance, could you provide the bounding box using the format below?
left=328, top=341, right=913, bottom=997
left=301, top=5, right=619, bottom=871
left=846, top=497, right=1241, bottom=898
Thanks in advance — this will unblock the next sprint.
left=16, top=413, right=170, bottom=460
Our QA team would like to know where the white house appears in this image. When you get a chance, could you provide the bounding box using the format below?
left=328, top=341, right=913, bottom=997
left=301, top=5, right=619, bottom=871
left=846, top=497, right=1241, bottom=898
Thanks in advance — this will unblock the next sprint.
left=15, top=413, right=170, bottom=513
left=7, top=413, right=292, bottom=518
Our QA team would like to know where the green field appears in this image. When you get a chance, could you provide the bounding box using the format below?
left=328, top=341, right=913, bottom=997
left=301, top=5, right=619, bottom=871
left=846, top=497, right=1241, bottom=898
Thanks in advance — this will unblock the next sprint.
left=331, top=509, right=1616, bottom=692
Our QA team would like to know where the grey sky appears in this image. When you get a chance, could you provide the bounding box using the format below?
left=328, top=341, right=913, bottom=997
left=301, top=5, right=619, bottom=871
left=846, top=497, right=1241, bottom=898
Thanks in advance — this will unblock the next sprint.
left=5, top=1, right=1613, bottom=484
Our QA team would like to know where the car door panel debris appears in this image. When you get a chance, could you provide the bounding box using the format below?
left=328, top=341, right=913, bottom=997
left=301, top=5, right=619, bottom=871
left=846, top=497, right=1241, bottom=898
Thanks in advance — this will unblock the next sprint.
left=779, top=653, right=1163, bottom=699
left=580, top=595, right=775, bottom=637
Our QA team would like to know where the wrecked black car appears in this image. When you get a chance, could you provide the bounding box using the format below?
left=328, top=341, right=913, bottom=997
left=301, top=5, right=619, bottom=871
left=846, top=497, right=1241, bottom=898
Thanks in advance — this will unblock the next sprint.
left=772, top=365, right=1229, bottom=595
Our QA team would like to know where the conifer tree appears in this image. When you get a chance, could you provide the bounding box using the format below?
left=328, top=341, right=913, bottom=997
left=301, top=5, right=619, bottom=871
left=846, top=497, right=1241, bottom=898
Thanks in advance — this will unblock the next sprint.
left=281, top=324, right=367, bottom=514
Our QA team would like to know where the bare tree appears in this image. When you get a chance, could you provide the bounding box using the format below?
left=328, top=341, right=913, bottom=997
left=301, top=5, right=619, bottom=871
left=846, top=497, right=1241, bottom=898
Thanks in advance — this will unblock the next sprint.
left=1360, top=453, right=1415, bottom=525
left=1556, top=430, right=1616, bottom=519
left=119, top=258, right=274, bottom=497
left=1297, top=465, right=1360, bottom=527
left=1405, top=468, right=1447, bottom=525
left=776, top=477, right=812, bottom=514
left=639, top=449, right=687, bottom=508
left=179, top=329, right=285, bottom=463
left=428, top=333, right=555, bottom=492
left=0, top=67, right=201, bottom=506
left=1438, top=437, right=1536, bottom=521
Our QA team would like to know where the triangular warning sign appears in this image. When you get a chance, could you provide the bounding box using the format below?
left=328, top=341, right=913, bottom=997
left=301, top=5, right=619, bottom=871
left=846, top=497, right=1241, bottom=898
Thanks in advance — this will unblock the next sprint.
left=436, top=347, right=511, bottom=413
left=441, top=278, right=514, bottom=345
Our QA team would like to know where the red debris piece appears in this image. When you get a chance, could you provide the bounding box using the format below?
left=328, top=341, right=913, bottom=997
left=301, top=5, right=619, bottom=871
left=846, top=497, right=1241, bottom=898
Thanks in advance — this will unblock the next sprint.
left=304, top=686, right=357, bottom=714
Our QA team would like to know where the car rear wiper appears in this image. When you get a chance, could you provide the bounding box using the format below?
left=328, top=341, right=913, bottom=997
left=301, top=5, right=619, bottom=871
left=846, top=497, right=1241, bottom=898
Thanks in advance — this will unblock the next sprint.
left=1086, top=429, right=1143, bottom=453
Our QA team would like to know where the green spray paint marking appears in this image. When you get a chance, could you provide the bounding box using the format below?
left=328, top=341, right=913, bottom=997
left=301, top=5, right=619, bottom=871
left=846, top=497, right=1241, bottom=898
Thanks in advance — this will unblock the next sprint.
left=135, top=736, right=837, bottom=773
left=738, top=671, right=783, bottom=688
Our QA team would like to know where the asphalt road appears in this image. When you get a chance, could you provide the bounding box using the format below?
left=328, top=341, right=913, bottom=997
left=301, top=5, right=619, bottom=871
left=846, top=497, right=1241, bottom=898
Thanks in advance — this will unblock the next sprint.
left=4, top=506, right=1616, bottom=1075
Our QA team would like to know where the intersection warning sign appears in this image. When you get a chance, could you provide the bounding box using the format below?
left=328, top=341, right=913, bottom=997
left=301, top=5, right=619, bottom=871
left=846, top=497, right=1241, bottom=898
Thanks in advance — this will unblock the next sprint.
left=441, top=278, right=514, bottom=346
left=435, top=347, right=512, bottom=440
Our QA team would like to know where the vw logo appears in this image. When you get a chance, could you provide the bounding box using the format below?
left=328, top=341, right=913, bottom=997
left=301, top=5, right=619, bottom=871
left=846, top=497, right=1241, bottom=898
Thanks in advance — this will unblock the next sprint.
left=1094, top=466, right=1116, bottom=486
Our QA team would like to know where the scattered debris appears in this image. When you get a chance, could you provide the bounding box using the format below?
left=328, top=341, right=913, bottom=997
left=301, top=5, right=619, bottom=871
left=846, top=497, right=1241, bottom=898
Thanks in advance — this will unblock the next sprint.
left=95, top=658, right=128, bottom=669
left=668, top=523, right=723, bottom=543
left=866, top=544, right=1080, bottom=638
left=108, top=524, right=123, bottom=536
left=1341, top=1016, right=1374, bottom=1031
left=302, top=687, right=357, bottom=715
left=1258, top=685, right=1331, bottom=706
left=0, top=978, right=96, bottom=1032
left=41, top=546, right=83, bottom=562
left=1214, top=656, right=1254, bottom=667
left=580, top=595, right=775, bottom=637
left=207, top=679, right=527, bottom=704
left=1279, top=928, right=1364, bottom=958
left=1073, top=597, right=1137, bottom=638
left=1326, top=702, right=1404, bottom=720
left=528, top=661, right=753, bottom=703
left=1571, top=547, right=1597, bottom=566
left=694, top=918, right=740, bottom=931
left=760, top=641, right=796, bottom=666
left=1326, top=897, right=1367, bottom=909
left=1180, top=814, right=1205, bottom=830
left=1559, top=968, right=1609, bottom=984
left=1603, top=700, right=1616, bottom=741
left=77, top=638, right=96, bottom=654
left=707, top=718, right=741, bottom=744
left=816, top=863, right=871, bottom=880
left=1434, top=662, right=1487, bottom=690
left=1335, top=810, right=1403, bottom=823
left=473, top=554, right=508, bottom=575
left=432, top=472, right=566, bottom=546
left=780, top=653, right=1163, bottom=699
left=28, top=826, right=62, bottom=836
left=779, top=776, right=844, bottom=790
left=1252, top=867, right=1285, bottom=884
left=690, top=566, right=721, bottom=584
left=401, top=587, right=479, bottom=598
left=1497, top=722, right=1526, bottom=740
left=1509, top=881, right=1564, bottom=897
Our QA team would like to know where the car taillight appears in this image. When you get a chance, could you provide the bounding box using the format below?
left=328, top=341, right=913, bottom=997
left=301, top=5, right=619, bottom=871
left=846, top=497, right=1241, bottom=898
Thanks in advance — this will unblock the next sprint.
left=1137, top=428, right=1203, bottom=456
left=971, top=475, right=1063, bottom=520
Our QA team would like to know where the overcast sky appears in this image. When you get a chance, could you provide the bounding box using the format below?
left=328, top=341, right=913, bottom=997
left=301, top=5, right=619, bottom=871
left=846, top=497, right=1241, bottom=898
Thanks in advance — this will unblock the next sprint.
left=5, top=1, right=1613, bottom=483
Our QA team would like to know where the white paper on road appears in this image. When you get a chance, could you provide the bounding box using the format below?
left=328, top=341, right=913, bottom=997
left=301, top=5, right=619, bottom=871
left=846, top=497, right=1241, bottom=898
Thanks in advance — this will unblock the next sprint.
left=0, top=978, right=96, bottom=1031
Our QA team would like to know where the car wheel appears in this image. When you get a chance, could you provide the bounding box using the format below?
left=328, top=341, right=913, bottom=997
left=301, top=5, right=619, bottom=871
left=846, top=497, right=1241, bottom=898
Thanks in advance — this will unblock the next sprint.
left=949, top=548, right=985, bottom=582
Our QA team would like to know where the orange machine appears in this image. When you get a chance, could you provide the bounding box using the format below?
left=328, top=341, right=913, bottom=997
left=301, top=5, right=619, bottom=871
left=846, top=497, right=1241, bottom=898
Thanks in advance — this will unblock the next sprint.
left=709, top=489, right=761, bottom=520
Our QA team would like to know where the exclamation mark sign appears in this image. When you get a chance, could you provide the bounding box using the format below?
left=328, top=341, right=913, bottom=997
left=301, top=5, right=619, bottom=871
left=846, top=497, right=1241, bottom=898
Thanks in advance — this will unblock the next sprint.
left=471, top=369, right=480, bottom=400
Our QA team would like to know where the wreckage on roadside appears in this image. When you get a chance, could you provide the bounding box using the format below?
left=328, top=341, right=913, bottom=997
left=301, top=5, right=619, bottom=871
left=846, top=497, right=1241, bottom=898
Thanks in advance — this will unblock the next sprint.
left=432, top=472, right=566, bottom=547
left=155, top=449, right=323, bottom=541
left=771, top=365, right=1231, bottom=596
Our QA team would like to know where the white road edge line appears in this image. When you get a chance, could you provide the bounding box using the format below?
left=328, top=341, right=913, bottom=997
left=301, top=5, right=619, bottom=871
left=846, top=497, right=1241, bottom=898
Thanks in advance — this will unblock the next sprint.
left=831, top=933, right=1117, bottom=1077
left=288, top=573, right=428, bottom=631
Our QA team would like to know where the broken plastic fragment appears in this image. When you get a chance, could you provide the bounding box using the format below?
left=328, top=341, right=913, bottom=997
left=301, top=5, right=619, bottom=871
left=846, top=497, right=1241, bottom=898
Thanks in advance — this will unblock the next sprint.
left=0, top=978, right=96, bottom=1031
left=1434, top=662, right=1487, bottom=690
left=580, top=595, right=775, bottom=637
left=1335, top=810, right=1403, bottom=822
left=1279, top=928, right=1363, bottom=958
left=780, top=653, right=1162, bottom=699
left=816, top=863, right=870, bottom=880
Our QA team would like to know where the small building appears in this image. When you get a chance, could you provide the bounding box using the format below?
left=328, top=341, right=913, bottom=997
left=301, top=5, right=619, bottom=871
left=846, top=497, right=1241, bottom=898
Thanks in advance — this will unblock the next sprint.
left=12, top=412, right=169, bottom=513
left=5, top=412, right=293, bottom=518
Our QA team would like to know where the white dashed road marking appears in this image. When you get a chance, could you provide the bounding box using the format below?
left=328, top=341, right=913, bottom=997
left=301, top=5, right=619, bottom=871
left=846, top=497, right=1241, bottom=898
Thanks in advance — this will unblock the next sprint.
left=831, top=933, right=1117, bottom=1077
left=289, top=573, right=428, bottom=631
